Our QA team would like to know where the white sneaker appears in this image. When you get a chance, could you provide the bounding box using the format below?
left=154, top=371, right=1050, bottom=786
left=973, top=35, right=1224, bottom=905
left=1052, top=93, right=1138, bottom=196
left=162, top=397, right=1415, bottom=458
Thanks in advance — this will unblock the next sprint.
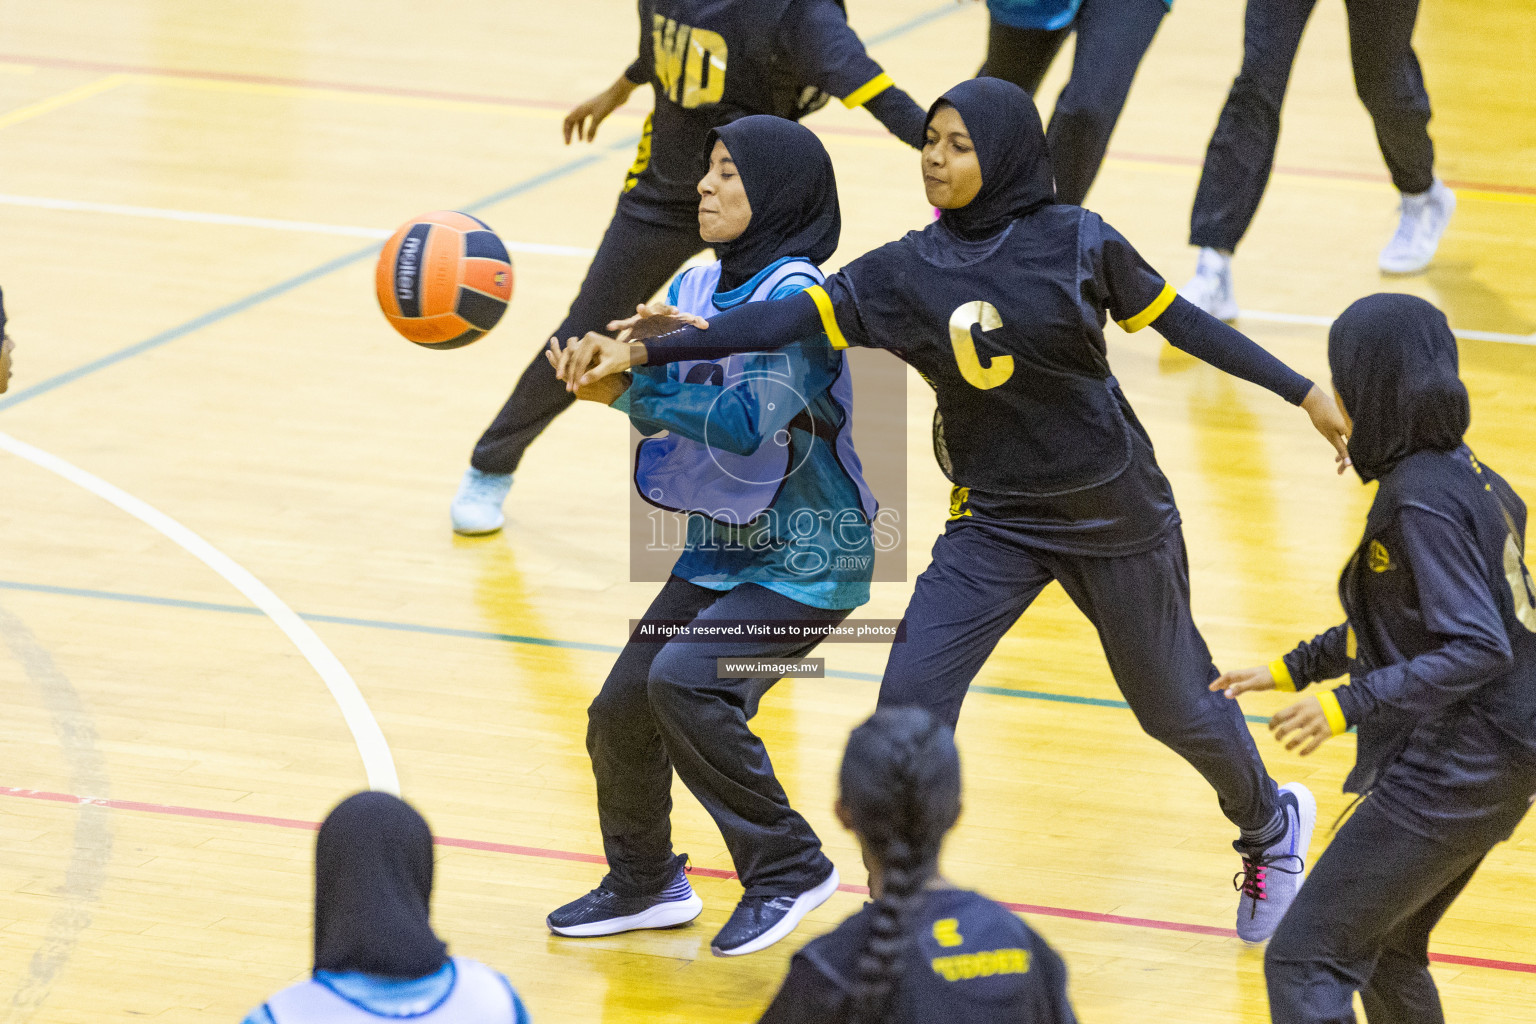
left=1379, top=179, right=1456, bottom=275
left=450, top=467, right=512, bottom=535
left=1179, top=247, right=1239, bottom=322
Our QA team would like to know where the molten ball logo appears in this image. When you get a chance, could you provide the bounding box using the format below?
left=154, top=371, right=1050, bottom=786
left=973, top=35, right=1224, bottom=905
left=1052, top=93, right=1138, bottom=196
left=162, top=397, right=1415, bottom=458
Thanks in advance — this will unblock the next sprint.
left=395, top=236, right=422, bottom=303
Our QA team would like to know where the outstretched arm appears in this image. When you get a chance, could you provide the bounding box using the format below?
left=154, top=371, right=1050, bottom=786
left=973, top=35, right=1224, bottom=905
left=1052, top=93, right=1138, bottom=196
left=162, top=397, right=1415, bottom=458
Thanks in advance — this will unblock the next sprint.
left=1095, top=221, right=1351, bottom=471
left=1148, top=295, right=1352, bottom=472
left=555, top=293, right=826, bottom=389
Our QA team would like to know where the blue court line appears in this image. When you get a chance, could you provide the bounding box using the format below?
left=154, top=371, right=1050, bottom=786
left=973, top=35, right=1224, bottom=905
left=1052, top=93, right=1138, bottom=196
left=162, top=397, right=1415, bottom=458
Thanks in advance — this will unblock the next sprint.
left=0, top=140, right=634, bottom=414
left=0, top=5, right=957, bottom=415
left=0, top=578, right=1272, bottom=723
left=864, top=2, right=970, bottom=46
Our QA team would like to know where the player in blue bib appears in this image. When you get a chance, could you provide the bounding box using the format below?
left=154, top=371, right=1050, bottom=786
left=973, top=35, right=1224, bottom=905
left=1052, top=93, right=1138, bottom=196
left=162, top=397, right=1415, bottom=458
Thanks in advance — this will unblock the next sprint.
left=556, top=77, right=1355, bottom=942
left=242, top=793, right=530, bottom=1024
left=1213, top=295, right=1536, bottom=1024
left=448, top=0, right=926, bottom=536
left=543, top=116, right=876, bottom=957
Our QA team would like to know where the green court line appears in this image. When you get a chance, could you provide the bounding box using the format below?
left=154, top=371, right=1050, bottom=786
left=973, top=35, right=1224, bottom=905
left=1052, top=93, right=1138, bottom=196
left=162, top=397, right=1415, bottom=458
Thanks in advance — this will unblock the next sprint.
left=0, top=578, right=1274, bottom=723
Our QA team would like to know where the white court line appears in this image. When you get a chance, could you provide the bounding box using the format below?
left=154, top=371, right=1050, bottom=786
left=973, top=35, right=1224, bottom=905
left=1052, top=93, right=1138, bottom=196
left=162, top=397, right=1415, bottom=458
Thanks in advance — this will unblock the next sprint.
left=0, top=192, right=596, bottom=257
left=1236, top=309, right=1536, bottom=346
left=5, top=191, right=1532, bottom=345
left=0, top=431, right=399, bottom=794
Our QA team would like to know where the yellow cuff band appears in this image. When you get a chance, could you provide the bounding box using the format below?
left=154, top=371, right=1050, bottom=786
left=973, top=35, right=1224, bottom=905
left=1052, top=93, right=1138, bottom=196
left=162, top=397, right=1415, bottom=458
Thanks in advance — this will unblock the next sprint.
left=1317, top=690, right=1349, bottom=736
left=1116, top=281, right=1177, bottom=333
left=841, top=72, right=894, bottom=109
left=805, top=285, right=849, bottom=350
left=1269, top=658, right=1296, bottom=692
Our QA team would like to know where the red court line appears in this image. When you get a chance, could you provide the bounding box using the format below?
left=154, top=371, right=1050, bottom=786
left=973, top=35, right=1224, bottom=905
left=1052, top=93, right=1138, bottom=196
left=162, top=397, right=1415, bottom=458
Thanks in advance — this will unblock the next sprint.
left=4, top=786, right=1533, bottom=974
left=4, top=52, right=1532, bottom=197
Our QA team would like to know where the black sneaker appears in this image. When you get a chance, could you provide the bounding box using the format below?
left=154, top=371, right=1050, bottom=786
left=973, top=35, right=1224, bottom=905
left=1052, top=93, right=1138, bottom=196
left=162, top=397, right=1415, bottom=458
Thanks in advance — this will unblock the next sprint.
left=547, top=856, right=702, bottom=937
left=710, top=866, right=840, bottom=957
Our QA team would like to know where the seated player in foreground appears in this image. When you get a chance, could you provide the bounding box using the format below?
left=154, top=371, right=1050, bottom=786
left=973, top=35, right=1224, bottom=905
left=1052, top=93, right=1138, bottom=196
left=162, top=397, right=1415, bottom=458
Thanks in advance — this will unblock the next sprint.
left=556, top=77, right=1353, bottom=942
left=757, top=706, right=1077, bottom=1024
left=544, top=116, right=878, bottom=957
left=243, top=791, right=530, bottom=1024
left=1213, top=294, right=1536, bottom=1024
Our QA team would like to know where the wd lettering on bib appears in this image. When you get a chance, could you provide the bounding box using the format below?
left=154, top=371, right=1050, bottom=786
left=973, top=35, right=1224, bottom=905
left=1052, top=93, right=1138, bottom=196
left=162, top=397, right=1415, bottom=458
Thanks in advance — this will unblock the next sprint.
left=652, top=16, right=727, bottom=108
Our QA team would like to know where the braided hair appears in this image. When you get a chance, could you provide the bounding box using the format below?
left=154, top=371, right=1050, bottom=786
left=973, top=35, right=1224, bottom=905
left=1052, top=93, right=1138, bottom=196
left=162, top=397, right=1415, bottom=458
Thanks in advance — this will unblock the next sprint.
left=839, top=707, right=962, bottom=1023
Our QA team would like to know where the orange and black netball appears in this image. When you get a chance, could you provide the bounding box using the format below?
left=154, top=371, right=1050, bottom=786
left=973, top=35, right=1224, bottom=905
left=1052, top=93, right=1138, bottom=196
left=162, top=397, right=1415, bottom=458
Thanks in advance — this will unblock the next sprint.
left=375, top=211, right=513, bottom=349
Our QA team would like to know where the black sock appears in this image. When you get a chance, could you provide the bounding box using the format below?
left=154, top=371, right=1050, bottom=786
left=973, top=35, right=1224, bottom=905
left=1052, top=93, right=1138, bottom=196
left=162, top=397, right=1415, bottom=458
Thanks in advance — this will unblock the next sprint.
left=1238, top=808, right=1286, bottom=851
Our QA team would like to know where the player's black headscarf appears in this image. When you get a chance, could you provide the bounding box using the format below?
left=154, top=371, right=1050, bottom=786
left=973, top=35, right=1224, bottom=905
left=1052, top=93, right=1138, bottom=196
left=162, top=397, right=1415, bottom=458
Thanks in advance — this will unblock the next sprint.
left=1328, top=293, right=1470, bottom=483
left=312, top=791, right=449, bottom=979
left=928, top=77, right=1057, bottom=241
left=709, top=115, right=841, bottom=292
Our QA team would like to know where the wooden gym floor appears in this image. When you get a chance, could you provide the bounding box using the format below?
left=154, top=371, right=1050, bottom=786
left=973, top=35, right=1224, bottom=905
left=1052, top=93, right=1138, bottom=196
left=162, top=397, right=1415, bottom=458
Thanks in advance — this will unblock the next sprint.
left=0, top=1, right=1532, bottom=1020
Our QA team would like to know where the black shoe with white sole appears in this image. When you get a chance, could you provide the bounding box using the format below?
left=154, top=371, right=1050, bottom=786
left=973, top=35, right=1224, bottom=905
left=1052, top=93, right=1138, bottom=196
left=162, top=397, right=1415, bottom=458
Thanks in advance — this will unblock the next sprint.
left=547, top=856, right=702, bottom=937
left=710, top=867, right=840, bottom=957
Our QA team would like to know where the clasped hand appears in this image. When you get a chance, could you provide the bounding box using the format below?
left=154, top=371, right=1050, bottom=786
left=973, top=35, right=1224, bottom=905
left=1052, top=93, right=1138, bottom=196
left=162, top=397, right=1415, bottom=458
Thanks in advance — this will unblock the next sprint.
left=547, top=301, right=707, bottom=393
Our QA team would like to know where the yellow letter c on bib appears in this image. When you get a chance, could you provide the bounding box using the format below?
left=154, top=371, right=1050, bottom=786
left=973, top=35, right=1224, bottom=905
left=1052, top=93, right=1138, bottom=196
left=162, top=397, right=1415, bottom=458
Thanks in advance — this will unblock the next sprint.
left=948, top=301, right=1013, bottom=390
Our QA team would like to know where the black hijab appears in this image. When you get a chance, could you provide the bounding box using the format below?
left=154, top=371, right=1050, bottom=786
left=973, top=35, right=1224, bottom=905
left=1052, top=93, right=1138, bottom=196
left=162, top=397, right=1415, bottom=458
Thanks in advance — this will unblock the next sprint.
left=709, top=115, right=841, bottom=292
left=313, top=791, right=448, bottom=979
left=929, top=78, right=1057, bottom=241
left=1328, top=293, right=1470, bottom=483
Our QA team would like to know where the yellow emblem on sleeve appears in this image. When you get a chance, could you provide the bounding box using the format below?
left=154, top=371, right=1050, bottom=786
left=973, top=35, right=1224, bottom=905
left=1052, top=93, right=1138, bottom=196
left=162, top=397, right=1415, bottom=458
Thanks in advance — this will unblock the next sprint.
left=1367, top=540, right=1395, bottom=573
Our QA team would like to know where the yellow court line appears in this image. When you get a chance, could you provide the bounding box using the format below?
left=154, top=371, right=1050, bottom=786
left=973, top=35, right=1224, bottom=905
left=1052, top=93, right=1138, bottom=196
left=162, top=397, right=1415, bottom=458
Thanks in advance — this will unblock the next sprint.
left=1454, top=188, right=1536, bottom=207
left=0, top=62, right=37, bottom=75
left=0, top=73, right=127, bottom=131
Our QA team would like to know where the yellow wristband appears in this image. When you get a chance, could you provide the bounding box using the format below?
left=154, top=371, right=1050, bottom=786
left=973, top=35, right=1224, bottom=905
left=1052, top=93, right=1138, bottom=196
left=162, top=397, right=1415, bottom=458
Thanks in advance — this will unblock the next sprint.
left=1269, top=658, right=1296, bottom=692
left=1316, top=690, right=1349, bottom=736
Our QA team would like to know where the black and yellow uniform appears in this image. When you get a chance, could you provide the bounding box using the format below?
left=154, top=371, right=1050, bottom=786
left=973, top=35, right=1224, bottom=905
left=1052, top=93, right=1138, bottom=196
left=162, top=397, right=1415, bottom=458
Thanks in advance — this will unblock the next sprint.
left=469, top=0, right=926, bottom=476
left=639, top=79, right=1336, bottom=847
left=759, top=889, right=1075, bottom=1024
left=1263, top=295, right=1536, bottom=1024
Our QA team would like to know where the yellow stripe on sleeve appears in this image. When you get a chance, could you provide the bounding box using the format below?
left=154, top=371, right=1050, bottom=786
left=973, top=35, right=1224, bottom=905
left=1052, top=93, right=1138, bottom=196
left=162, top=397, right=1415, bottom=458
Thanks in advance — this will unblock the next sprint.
left=1115, top=281, right=1177, bottom=333
left=841, top=72, right=894, bottom=109
left=1317, top=690, right=1349, bottom=736
left=805, top=285, right=850, bottom=350
left=1269, top=658, right=1296, bottom=692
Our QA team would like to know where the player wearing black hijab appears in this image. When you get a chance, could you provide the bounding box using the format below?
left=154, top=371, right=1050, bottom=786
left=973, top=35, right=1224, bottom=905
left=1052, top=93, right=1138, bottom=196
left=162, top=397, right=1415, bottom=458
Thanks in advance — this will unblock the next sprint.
left=1214, top=295, right=1536, bottom=1024
left=557, top=77, right=1355, bottom=942
left=244, top=792, right=530, bottom=1024
left=544, top=115, right=874, bottom=960
left=448, top=0, right=926, bottom=535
